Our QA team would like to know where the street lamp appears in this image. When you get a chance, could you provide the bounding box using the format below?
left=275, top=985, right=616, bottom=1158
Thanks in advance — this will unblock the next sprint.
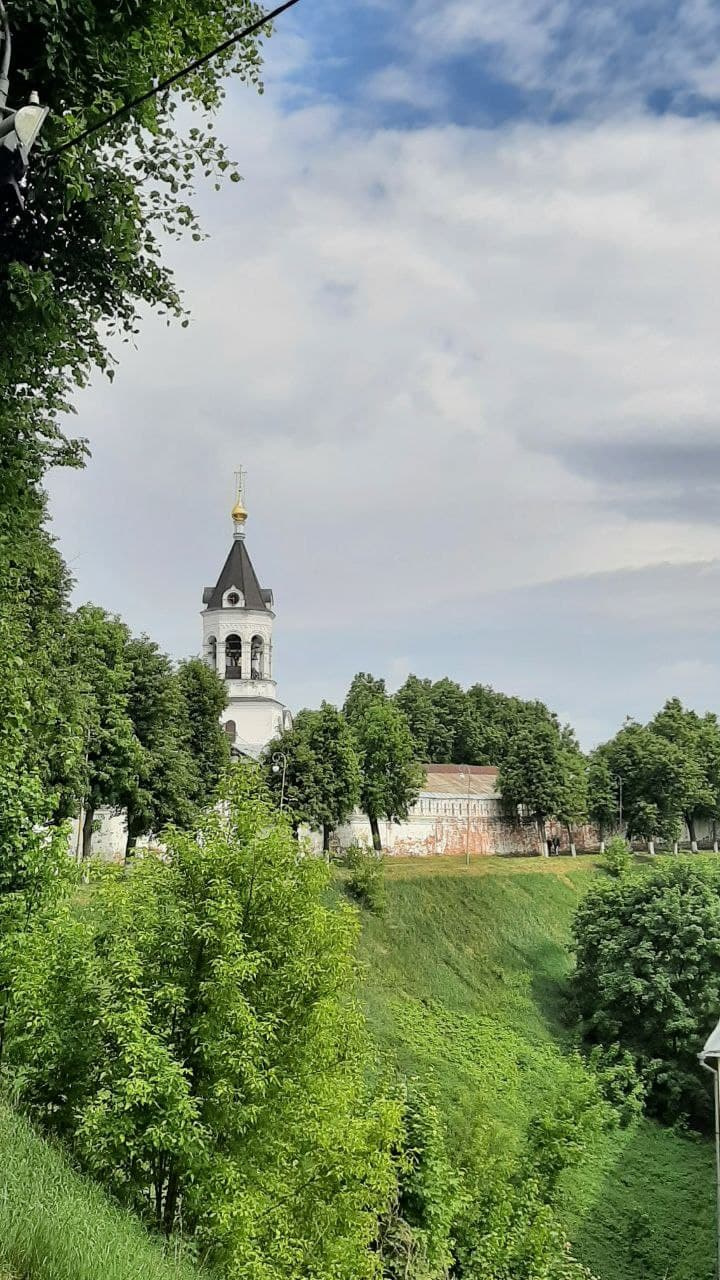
left=613, top=775, right=623, bottom=833
left=0, top=4, right=48, bottom=214
left=271, top=751, right=287, bottom=813
left=699, top=1019, right=720, bottom=1280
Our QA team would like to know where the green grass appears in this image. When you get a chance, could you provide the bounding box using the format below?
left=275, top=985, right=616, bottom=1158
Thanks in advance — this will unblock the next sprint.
left=0, top=1103, right=207, bottom=1280
left=358, top=855, right=716, bottom=1280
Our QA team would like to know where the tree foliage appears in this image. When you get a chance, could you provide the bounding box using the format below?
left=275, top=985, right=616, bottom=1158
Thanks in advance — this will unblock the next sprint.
left=2, top=0, right=268, bottom=494
left=499, top=720, right=584, bottom=841
left=352, top=703, right=423, bottom=852
left=122, top=637, right=197, bottom=853
left=175, top=657, right=229, bottom=809
left=264, top=703, right=361, bottom=850
left=650, top=698, right=720, bottom=842
left=571, top=860, right=720, bottom=1125
left=66, top=604, right=142, bottom=859
left=589, top=718, right=706, bottom=843
left=392, top=674, right=577, bottom=774
left=0, top=0, right=271, bottom=885
left=5, top=770, right=401, bottom=1279
left=343, top=672, right=388, bottom=728
left=379, top=1081, right=601, bottom=1280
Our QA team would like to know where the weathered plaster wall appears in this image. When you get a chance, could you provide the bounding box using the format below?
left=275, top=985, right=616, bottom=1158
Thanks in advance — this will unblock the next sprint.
left=332, top=808, right=544, bottom=857
left=68, top=808, right=128, bottom=862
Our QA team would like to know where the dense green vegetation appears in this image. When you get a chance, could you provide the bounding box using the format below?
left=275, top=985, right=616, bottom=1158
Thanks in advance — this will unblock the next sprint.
left=589, top=700, right=720, bottom=844
left=1, top=6, right=718, bottom=1276
left=5, top=772, right=399, bottom=1280
left=573, top=856, right=720, bottom=1126
left=0, top=1102, right=202, bottom=1280
left=357, top=856, right=716, bottom=1280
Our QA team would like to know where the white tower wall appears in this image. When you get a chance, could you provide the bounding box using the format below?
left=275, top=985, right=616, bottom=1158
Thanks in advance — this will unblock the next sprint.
left=201, top=474, right=291, bottom=758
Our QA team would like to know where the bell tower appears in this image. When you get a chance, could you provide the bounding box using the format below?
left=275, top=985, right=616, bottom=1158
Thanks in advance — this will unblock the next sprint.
left=201, top=470, right=291, bottom=757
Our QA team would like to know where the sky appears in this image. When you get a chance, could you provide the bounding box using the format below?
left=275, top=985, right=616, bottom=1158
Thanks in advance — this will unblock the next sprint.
left=48, top=0, right=720, bottom=748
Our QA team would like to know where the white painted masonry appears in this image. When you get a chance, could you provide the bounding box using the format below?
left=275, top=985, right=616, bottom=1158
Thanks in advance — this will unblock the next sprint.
left=201, top=476, right=291, bottom=758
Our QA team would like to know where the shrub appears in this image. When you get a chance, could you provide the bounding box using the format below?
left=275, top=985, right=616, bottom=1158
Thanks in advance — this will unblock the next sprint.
left=379, top=1080, right=601, bottom=1280
left=378, top=1081, right=460, bottom=1280
left=600, top=836, right=633, bottom=878
left=588, top=1045, right=645, bottom=1126
left=345, top=844, right=386, bottom=915
left=571, top=860, right=720, bottom=1125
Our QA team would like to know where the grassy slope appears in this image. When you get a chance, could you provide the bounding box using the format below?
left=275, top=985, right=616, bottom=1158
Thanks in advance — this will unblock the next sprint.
left=358, top=856, right=715, bottom=1280
left=0, top=1103, right=205, bottom=1280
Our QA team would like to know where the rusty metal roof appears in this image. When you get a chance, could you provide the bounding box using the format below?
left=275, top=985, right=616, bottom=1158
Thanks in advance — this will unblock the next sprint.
left=422, top=764, right=500, bottom=798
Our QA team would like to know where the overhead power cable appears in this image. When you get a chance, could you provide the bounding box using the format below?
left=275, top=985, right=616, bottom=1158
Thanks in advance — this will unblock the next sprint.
left=46, top=0, right=301, bottom=160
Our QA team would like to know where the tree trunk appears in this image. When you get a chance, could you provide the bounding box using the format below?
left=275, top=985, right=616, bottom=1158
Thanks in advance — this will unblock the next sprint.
left=124, top=826, right=136, bottom=866
left=162, top=1165, right=180, bottom=1237
left=648, top=838, right=655, bottom=856
left=322, top=823, right=331, bottom=859
left=369, top=814, right=382, bottom=853
left=687, top=813, right=698, bottom=852
left=81, top=805, right=95, bottom=861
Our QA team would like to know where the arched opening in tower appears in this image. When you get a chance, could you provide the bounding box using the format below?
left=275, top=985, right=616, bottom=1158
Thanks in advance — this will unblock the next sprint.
left=225, top=634, right=242, bottom=678
left=251, top=635, right=264, bottom=680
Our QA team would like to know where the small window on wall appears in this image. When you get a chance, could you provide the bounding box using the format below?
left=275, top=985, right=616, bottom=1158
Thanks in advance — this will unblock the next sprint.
left=227, top=592, right=240, bottom=606
left=224, top=720, right=237, bottom=743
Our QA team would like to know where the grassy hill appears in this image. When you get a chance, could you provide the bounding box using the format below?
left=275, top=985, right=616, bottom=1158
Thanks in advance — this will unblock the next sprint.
left=0, top=1103, right=205, bottom=1280
left=358, top=855, right=716, bottom=1280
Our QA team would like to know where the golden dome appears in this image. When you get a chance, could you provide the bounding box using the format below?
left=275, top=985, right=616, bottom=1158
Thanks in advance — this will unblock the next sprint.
left=231, top=498, right=247, bottom=523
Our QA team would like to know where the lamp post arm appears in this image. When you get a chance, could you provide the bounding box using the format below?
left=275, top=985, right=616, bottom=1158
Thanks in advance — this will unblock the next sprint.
left=701, top=1056, right=720, bottom=1280
left=0, top=2, right=11, bottom=111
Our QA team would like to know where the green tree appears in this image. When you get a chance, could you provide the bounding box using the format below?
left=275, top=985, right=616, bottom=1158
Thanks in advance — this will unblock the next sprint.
left=426, top=678, right=466, bottom=763
left=67, top=605, right=142, bottom=860
left=343, top=672, right=388, bottom=727
left=122, top=637, right=197, bottom=856
left=175, top=657, right=229, bottom=809
left=265, top=703, right=361, bottom=852
left=498, top=721, right=569, bottom=850
left=650, top=698, right=720, bottom=846
left=571, top=860, right=720, bottom=1124
left=6, top=769, right=401, bottom=1278
left=556, top=750, right=588, bottom=854
left=393, top=675, right=435, bottom=761
left=0, top=491, right=85, bottom=885
left=587, top=748, right=619, bottom=838
left=0, top=0, right=273, bottom=882
left=598, top=720, right=702, bottom=845
left=353, top=703, right=423, bottom=852
left=2, top=0, right=268, bottom=502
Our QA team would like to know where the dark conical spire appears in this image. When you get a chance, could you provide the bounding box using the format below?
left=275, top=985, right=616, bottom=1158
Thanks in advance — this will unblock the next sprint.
left=202, top=538, right=272, bottom=611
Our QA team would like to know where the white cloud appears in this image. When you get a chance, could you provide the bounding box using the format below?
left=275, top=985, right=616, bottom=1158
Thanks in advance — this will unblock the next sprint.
left=400, top=0, right=720, bottom=110
left=47, top=88, right=720, bottom=731
left=364, top=65, right=444, bottom=111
